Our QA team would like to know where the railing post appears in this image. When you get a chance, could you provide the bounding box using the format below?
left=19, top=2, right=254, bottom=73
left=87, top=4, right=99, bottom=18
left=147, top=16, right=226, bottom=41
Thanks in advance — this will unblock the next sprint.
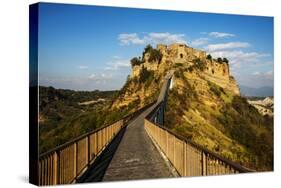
left=202, top=152, right=207, bottom=176
left=184, top=142, right=187, bottom=176
left=173, top=135, right=176, bottom=165
left=87, top=135, right=90, bottom=165
left=73, top=142, right=77, bottom=179
left=53, top=151, right=58, bottom=184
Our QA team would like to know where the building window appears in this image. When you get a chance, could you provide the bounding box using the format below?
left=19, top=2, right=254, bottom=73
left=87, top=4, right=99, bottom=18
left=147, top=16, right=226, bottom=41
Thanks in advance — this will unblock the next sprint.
left=180, top=53, right=183, bottom=58
left=212, top=69, right=215, bottom=74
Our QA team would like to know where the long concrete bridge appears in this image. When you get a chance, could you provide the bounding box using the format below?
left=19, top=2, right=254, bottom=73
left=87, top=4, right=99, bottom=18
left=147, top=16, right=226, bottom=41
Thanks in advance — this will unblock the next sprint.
left=37, top=71, right=252, bottom=185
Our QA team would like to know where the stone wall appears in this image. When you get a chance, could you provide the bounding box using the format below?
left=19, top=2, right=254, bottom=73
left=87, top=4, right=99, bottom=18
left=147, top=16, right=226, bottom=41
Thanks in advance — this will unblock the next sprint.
left=204, top=60, right=229, bottom=79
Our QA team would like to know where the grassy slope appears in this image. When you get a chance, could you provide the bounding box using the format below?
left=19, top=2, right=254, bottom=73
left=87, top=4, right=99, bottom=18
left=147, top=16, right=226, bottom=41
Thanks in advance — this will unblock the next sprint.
left=165, top=65, right=273, bottom=171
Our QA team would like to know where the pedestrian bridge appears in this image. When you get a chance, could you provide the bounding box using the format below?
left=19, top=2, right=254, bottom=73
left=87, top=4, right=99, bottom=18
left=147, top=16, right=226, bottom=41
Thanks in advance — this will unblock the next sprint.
left=37, top=71, right=252, bottom=185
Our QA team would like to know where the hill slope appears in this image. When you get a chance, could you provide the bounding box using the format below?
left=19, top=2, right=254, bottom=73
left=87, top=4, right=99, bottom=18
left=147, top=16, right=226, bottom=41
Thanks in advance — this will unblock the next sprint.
left=39, top=86, right=128, bottom=154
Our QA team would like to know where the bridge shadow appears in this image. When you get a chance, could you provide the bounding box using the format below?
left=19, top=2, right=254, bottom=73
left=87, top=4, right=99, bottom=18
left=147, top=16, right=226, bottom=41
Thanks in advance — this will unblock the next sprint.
left=76, top=126, right=127, bottom=183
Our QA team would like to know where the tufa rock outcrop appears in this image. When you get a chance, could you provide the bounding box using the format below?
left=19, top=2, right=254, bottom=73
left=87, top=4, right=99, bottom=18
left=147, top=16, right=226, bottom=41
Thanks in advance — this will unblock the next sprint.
left=130, top=43, right=240, bottom=95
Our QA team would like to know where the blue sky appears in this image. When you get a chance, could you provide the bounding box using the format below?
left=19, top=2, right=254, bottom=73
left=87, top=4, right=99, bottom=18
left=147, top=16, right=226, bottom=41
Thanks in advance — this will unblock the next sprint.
left=38, top=3, right=273, bottom=91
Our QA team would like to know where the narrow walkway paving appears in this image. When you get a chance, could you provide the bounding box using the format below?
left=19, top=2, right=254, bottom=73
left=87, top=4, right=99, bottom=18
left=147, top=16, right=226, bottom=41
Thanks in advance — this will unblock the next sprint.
left=102, top=104, right=174, bottom=181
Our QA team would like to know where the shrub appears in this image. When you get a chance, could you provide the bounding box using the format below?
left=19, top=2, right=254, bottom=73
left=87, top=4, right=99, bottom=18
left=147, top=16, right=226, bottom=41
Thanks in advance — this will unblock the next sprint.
left=174, top=70, right=184, bottom=79
left=142, top=44, right=163, bottom=62
left=174, top=63, right=183, bottom=68
left=206, top=54, right=212, bottom=60
left=139, top=67, right=154, bottom=84
left=192, top=58, right=205, bottom=71
left=208, top=81, right=221, bottom=97
left=222, top=57, right=229, bottom=64
left=217, top=57, right=223, bottom=63
left=143, top=44, right=153, bottom=56
left=130, top=57, right=143, bottom=67
left=148, top=48, right=162, bottom=62
left=187, top=66, right=194, bottom=72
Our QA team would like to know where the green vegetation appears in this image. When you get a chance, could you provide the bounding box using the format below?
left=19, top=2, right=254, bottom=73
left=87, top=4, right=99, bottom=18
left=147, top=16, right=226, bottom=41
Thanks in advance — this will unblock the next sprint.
left=215, top=57, right=229, bottom=64
left=208, top=81, right=225, bottom=97
left=206, top=54, right=212, bottom=60
left=174, top=69, right=184, bottom=79
left=130, top=44, right=163, bottom=67
left=193, top=58, right=206, bottom=71
left=222, top=57, right=229, bottom=64
left=139, top=67, right=154, bottom=84
left=39, top=86, right=131, bottom=154
left=218, top=96, right=273, bottom=170
left=142, top=44, right=153, bottom=57
left=174, top=63, right=183, bottom=68
left=130, top=57, right=143, bottom=67
left=184, top=58, right=206, bottom=73
left=165, top=74, right=273, bottom=171
left=217, top=57, right=223, bottom=63
left=143, top=44, right=162, bottom=62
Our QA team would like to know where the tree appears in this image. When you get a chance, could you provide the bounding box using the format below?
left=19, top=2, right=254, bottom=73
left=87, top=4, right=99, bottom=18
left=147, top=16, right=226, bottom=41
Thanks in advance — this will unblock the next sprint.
left=222, top=57, right=229, bottom=64
left=148, top=48, right=162, bottom=62
left=142, top=44, right=153, bottom=57
left=217, top=57, right=223, bottom=63
left=142, top=44, right=162, bottom=63
left=139, top=67, right=153, bottom=83
left=206, top=54, right=212, bottom=60
left=130, top=57, right=143, bottom=67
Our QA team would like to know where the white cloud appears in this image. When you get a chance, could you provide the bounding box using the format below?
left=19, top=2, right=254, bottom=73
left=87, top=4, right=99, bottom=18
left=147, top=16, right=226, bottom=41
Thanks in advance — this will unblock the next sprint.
left=104, top=59, right=130, bottom=70
left=206, top=42, right=250, bottom=52
left=88, top=73, right=113, bottom=81
left=191, top=38, right=209, bottom=47
left=118, top=32, right=187, bottom=46
left=78, top=65, right=88, bottom=69
left=101, top=73, right=113, bottom=79
left=88, top=74, right=96, bottom=79
left=118, top=33, right=145, bottom=45
left=252, top=70, right=273, bottom=80
left=147, top=32, right=187, bottom=44
left=210, top=50, right=270, bottom=65
left=209, top=32, right=235, bottom=38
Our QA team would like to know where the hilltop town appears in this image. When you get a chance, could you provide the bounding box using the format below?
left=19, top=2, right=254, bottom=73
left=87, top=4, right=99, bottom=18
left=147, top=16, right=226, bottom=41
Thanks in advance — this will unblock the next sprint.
left=134, top=44, right=239, bottom=93
left=112, top=43, right=240, bottom=109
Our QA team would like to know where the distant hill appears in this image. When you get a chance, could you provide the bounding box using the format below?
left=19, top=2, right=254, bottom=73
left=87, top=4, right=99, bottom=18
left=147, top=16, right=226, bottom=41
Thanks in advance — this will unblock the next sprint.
left=39, top=86, right=127, bottom=154
left=240, top=85, right=273, bottom=97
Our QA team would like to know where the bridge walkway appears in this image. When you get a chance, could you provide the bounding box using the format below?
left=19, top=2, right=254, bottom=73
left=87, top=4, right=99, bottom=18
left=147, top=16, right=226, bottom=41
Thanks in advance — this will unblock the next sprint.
left=102, top=103, right=173, bottom=181
left=77, top=71, right=174, bottom=182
